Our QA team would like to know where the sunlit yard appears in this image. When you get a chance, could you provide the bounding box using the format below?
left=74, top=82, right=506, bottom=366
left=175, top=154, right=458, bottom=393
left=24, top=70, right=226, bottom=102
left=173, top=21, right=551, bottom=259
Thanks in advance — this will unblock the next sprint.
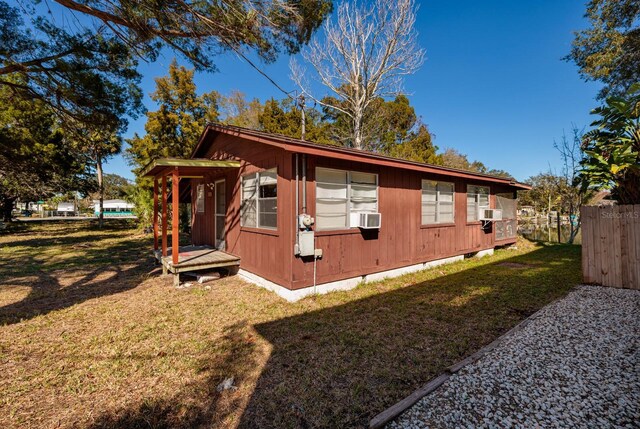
left=0, top=221, right=581, bottom=428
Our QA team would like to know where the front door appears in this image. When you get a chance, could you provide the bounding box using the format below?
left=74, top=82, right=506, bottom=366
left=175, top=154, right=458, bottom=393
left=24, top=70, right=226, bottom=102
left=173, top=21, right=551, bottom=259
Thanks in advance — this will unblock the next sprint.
left=215, top=179, right=226, bottom=250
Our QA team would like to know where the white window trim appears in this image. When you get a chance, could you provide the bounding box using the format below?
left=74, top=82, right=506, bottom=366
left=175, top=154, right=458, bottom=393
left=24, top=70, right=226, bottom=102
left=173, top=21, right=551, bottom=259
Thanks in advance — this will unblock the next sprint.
left=241, top=168, right=278, bottom=230
left=467, top=185, right=491, bottom=222
left=315, top=167, right=379, bottom=231
left=421, top=180, right=455, bottom=225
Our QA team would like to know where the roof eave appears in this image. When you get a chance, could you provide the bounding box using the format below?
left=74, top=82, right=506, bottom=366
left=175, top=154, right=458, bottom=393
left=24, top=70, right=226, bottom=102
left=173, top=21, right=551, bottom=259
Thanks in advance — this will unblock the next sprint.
left=202, top=123, right=528, bottom=188
left=141, top=158, right=241, bottom=177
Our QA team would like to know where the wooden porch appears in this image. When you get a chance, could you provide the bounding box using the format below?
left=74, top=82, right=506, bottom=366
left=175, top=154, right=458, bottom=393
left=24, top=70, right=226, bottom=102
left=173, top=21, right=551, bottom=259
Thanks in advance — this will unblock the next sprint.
left=154, top=245, right=240, bottom=286
left=141, top=157, right=241, bottom=286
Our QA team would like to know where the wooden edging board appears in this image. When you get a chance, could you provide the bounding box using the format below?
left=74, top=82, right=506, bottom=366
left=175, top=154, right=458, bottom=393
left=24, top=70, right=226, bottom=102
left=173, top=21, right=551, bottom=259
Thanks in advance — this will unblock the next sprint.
left=368, top=290, right=575, bottom=429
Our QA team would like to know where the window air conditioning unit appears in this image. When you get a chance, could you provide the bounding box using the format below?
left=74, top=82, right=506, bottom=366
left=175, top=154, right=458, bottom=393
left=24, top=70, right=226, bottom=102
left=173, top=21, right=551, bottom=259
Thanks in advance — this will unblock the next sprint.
left=479, top=208, right=502, bottom=221
left=358, top=212, right=381, bottom=229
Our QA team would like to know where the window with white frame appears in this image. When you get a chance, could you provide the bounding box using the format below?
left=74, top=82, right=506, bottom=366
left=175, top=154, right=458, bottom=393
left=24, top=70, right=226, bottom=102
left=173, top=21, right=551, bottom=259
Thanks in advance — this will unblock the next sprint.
left=316, top=168, right=378, bottom=230
left=422, top=180, right=454, bottom=224
left=196, top=184, right=205, bottom=213
left=467, top=185, right=490, bottom=222
left=241, top=169, right=277, bottom=229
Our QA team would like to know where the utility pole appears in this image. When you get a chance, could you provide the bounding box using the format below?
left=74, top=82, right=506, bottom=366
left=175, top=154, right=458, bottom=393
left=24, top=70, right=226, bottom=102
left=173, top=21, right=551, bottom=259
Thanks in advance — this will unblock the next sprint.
left=298, top=94, right=306, bottom=141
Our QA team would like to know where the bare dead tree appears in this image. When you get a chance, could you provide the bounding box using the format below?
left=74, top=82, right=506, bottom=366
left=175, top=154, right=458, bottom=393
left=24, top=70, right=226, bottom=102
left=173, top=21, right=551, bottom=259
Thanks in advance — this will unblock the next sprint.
left=554, top=126, right=591, bottom=244
left=290, top=0, right=425, bottom=150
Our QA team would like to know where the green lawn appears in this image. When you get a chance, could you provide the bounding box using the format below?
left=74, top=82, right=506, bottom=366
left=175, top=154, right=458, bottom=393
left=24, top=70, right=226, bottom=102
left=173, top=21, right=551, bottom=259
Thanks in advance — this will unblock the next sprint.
left=0, top=221, right=582, bottom=428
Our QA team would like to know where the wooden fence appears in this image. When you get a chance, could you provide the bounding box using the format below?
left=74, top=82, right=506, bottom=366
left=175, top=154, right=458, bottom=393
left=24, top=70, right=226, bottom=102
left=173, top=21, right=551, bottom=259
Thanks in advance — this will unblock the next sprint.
left=581, top=205, right=640, bottom=289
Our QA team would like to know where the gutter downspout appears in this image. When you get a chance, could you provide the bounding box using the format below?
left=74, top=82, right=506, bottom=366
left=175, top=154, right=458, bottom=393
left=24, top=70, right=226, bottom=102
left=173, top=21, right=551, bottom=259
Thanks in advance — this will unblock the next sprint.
left=295, top=153, right=300, bottom=255
left=301, top=155, right=317, bottom=290
left=302, top=154, right=307, bottom=213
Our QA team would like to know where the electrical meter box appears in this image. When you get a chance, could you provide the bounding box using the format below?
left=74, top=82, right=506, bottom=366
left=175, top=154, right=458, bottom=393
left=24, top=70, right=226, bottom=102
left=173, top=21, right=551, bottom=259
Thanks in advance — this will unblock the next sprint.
left=299, top=230, right=315, bottom=257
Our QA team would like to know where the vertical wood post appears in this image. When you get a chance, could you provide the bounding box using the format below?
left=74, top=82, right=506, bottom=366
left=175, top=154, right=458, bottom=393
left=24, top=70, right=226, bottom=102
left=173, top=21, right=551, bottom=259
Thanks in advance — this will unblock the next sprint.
left=153, top=177, right=159, bottom=251
left=162, top=174, right=168, bottom=257
left=172, top=169, right=179, bottom=266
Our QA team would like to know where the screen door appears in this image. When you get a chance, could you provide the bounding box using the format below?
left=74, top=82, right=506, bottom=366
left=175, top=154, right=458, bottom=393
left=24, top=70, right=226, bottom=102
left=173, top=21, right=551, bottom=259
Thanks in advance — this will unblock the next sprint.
left=215, top=179, right=226, bottom=250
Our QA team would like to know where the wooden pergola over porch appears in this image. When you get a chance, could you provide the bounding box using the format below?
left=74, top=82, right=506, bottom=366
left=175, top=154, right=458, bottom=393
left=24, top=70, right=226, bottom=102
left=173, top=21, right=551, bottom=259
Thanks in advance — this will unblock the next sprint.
left=141, top=158, right=241, bottom=285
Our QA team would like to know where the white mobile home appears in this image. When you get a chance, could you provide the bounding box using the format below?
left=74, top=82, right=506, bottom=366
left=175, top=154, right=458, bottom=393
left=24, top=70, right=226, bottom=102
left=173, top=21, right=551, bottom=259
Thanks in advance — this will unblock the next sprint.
left=92, top=199, right=135, bottom=217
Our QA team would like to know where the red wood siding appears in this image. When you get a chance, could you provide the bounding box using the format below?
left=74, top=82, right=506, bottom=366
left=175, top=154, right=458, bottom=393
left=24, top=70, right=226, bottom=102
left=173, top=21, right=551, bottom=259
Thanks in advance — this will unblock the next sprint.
left=290, top=156, right=513, bottom=289
left=192, top=133, right=518, bottom=291
left=191, top=133, right=293, bottom=287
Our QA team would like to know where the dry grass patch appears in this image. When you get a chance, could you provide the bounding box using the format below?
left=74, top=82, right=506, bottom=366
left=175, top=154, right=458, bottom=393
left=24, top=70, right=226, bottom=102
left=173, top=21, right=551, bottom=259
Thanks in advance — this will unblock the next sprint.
left=0, top=223, right=582, bottom=428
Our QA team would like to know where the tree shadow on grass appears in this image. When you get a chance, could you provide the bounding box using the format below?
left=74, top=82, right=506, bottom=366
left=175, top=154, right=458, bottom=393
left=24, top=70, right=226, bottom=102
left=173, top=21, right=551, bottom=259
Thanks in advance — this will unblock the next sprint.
left=86, top=322, right=262, bottom=429
left=82, top=244, right=581, bottom=429
left=0, top=220, right=156, bottom=325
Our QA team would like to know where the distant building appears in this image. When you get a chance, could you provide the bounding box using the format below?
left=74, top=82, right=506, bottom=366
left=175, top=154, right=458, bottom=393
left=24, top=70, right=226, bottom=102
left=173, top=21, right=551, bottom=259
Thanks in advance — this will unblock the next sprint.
left=57, top=202, right=77, bottom=216
left=518, top=205, right=536, bottom=217
left=14, top=201, right=45, bottom=213
left=92, top=199, right=135, bottom=217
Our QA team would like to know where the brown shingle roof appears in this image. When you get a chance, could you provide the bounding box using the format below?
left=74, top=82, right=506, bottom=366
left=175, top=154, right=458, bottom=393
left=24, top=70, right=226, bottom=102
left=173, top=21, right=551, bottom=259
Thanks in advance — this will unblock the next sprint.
left=193, top=123, right=532, bottom=190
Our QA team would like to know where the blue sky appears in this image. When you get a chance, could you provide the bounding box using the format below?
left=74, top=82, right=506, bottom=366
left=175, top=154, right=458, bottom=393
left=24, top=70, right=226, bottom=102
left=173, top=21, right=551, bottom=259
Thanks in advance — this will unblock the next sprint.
left=102, top=0, right=602, bottom=182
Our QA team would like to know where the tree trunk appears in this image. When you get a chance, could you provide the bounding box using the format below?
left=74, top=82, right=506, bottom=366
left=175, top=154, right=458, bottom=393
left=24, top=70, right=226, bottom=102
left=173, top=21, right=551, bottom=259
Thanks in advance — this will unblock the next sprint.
left=1, top=197, right=15, bottom=222
left=97, top=153, right=104, bottom=228
left=568, top=219, right=581, bottom=245
left=353, top=113, right=363, bottom=150
left=567, top=202, right=576, bottom=245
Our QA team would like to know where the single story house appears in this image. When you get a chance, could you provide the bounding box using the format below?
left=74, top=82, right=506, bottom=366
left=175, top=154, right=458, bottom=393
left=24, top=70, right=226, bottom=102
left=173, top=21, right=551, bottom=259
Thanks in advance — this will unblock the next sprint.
left=143, top=123, right=530, bottom=300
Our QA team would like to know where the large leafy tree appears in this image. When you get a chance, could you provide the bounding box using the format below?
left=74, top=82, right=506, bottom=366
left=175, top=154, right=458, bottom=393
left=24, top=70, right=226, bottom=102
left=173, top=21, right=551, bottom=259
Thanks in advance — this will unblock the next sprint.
left=567, top=0, right=640, bottom=98
left=438, top=148, right=512, bottom=178
left=259, top=98, right=332, bottom=144
left=320, top=94, right=434, bottom=155
left=50, top=0, right=332, bottom=70
left=2, top=0, right=331, bottom=127
left=389, top=124, right=439, bottom=164
left=219, top=90, right=263, bottom=129
left=579, top=83, right=640, bottom=204
left=0, top=80, right=94, bottom=221
left=96, top=174, right=131, bottom=200
left=518, top=173, right=563, bottom=214
left=0, top=1, right=143, bottom=132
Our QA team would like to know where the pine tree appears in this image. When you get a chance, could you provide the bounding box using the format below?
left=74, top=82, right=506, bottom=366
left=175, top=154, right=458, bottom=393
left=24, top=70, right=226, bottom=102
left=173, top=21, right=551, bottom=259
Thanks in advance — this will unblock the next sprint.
left=127, top=60, right=219, bottom=224
left=127, top=60, right=219, bottom=172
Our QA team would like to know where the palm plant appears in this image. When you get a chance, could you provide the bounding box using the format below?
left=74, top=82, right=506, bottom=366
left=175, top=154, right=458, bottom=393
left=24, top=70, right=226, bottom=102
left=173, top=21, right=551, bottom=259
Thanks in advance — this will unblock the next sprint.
left=580, top=83, right=640, bottom=204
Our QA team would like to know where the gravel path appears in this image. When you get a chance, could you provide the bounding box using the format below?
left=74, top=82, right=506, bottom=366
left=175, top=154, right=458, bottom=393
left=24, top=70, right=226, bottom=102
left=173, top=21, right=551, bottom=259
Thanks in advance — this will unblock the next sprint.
left=389, top=285, right=640, bottom=429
